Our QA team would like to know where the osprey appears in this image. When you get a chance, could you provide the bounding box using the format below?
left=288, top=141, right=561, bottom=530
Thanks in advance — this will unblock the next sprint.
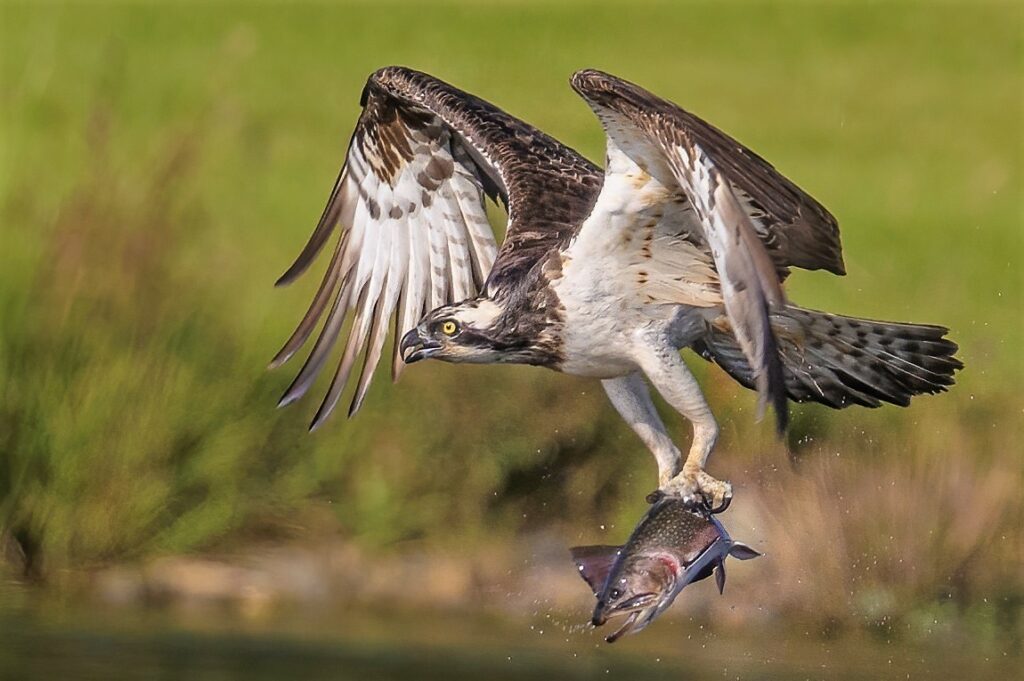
left=272, top=67, right=961, bottom=511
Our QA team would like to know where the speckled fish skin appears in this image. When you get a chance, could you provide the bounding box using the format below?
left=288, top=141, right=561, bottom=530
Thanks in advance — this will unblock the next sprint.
left=571, top=497, right=761, bottom=642
left=627, top=497, right=721, bottom=554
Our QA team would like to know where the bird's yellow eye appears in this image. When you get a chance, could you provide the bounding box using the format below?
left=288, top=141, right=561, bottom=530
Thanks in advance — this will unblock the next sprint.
left=441, top=320, right=458, bottom=336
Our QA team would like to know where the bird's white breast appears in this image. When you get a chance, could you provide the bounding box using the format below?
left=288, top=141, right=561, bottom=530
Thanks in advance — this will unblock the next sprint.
left=550, top=164, right=723, bottom=378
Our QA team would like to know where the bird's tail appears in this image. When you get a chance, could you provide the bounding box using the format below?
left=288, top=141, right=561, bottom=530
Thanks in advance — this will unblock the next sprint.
left=693, top=305, right=963, bottom=409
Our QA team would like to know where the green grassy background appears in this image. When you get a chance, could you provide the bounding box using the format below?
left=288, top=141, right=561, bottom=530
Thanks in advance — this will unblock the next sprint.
left=1, top=0, right=1021, bottom=642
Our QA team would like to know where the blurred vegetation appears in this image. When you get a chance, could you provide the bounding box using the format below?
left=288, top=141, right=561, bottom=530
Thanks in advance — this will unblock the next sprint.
left=0, top=0, right=1021, bottom=643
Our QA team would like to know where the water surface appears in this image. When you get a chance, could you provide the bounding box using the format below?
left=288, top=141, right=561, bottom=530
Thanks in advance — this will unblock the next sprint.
left=1, top=605, right=1013, bottom=681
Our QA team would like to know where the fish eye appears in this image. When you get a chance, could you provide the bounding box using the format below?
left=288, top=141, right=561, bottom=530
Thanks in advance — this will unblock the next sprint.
left=440, top=320, right=459, bottom=336
left=608, top=587, right=622, bottom=600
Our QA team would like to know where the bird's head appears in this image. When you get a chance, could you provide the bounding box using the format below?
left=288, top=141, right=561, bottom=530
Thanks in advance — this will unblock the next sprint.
left=399, top=298, right=508, bottom=365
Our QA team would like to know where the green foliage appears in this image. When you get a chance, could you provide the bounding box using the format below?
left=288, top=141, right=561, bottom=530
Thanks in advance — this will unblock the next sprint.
left=0, top=0, right=1020, bottom=634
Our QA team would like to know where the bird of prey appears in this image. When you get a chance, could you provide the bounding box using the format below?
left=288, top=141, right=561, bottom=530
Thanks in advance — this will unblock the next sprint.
left=271, top=67, right=961, bottom=511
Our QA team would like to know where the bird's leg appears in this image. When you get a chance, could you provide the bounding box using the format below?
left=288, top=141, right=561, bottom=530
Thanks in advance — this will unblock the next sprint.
left=601, top=373, right=683, bottom=486
left=632, top=339, right=731, bottom=512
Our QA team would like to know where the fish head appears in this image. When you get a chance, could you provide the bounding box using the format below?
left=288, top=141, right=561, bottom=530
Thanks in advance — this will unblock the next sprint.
left=591, top=550, right=682, bottom=641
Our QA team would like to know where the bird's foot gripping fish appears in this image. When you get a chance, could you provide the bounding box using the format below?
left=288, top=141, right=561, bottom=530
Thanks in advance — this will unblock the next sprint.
left=571, top=497, right=760, bottom=642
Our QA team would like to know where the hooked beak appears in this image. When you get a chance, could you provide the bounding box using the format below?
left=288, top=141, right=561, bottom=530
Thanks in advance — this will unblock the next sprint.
left=400, top=327, right=441, bottom=364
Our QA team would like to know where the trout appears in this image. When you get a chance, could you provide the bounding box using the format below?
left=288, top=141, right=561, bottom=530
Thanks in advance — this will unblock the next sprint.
left=571, top=497, right=761, bottom=642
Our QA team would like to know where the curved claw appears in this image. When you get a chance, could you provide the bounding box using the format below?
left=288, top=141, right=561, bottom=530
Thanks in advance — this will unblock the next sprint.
left=645, top=489, right=666, bottom=505
left=706, top=494, right=732, bottom=515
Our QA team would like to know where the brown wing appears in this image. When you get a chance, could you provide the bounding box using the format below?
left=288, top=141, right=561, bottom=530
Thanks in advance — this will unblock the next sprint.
left=273, top=67, right=600, bottom=429
left=572, top=69, right=844, bottom=279
left=571, top=69, right=794, bottom=432
left=369, top=68, right=603, bottom=291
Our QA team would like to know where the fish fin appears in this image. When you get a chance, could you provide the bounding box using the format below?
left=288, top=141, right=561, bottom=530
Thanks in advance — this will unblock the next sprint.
left=570, top=545, right=621, bottom=595
left=715, top=560, right=726, bottom=594
left=729, top=542, right=762, bottom=560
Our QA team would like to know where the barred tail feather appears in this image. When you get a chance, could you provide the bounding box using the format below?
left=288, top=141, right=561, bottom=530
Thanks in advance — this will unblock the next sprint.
left=694, top=306, right=963, bottom=409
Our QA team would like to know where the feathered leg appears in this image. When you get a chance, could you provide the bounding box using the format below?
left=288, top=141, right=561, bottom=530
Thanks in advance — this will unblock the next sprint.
left=606, top=336, right=730, bottom=511
left=601, top=373, right=683, bottom=486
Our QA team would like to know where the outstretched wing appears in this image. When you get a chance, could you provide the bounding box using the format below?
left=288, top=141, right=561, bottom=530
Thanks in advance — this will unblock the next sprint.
left=273, top=67, right=600, bottom=429
left=571, top=69, right=812, bottom=432
left=573, top=70, right=844, bottom=279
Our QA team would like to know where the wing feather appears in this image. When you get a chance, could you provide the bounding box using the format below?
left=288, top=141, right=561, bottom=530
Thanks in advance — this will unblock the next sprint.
left=440, top=187, right=476, bottom=302
left=393, top=211, right=430, bottom=382
left=311, top=282, right=373, bottom=428
left=424, top=193, right=453, bottom=311
left=310, top=194, right=394, bottom=427
left=671, top=142, right=788, bottom=429
left=350, top=216, right=407, bottom=416
left=275, top=168, right=348, bottom=287
left=268, top=229, right=347, bottom=370
left=277, top=272, right=355, bottom=408
left=451, top=179, right=498, bottom=285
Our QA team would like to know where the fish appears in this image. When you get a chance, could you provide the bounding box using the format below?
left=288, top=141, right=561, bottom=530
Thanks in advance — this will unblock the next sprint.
left=570, top=497, right=761, bottom=642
